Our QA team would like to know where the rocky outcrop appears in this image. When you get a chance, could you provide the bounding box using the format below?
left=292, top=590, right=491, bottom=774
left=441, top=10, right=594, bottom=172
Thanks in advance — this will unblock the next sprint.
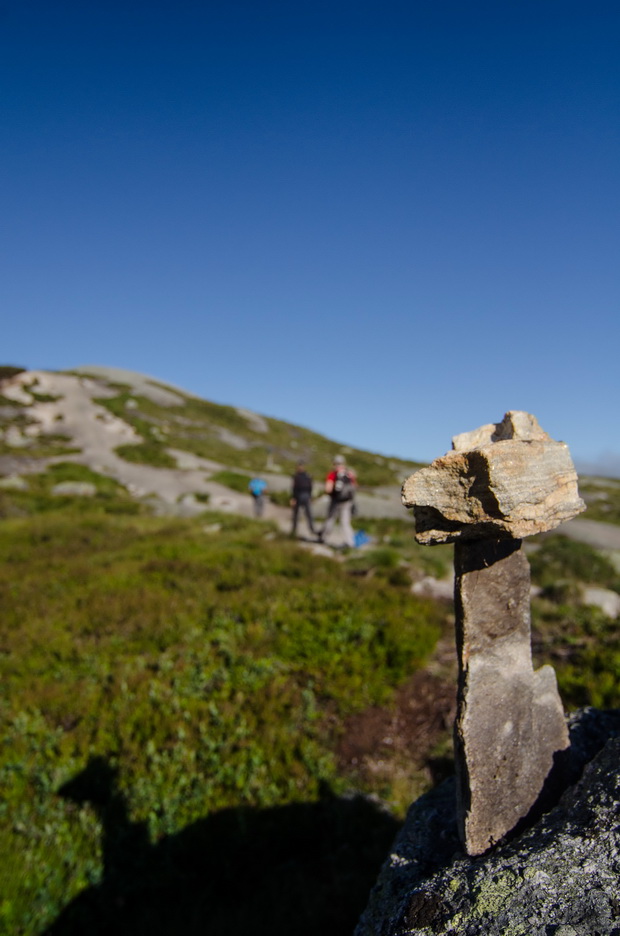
left=356, top=708, right=620, bottom=936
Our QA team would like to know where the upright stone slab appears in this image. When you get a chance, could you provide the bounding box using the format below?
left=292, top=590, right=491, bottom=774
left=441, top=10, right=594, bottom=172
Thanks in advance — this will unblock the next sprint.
left=402, top=411, right=585, bottom=856
left=454, top=538, right=567, bottom=854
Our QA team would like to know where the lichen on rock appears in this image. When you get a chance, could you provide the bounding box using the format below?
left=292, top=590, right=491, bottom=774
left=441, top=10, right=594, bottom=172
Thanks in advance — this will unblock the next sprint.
left=355, top=709, right=620, bottom=936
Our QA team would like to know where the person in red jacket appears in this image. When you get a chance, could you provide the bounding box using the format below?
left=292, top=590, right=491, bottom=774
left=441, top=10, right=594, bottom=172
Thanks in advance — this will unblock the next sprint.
left=317, top=454, right=357, bottom=547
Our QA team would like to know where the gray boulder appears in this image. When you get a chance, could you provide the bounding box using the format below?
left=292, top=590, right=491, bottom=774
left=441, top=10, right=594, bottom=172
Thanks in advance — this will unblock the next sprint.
left=356, top=709, right=620, bottom=936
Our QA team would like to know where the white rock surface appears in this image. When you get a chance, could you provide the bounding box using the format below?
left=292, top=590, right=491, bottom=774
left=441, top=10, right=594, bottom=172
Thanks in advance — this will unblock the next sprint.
left=582, top=586, right=620, bottom=619
left=236, top=407, right=269, bottom=433
left=3, top=426, right=31, bottom=447
left=71, top=365, right=187, bottom=407
left=52, top=482, right=97, bottom=497
left=411, top=576, right=454, bottom=602
left=0, top=474, right=28, bottom=490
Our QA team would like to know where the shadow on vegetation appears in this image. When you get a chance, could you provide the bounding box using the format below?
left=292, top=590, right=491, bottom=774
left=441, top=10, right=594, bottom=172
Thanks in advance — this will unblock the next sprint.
left=44, top=757, right=399, bottom=936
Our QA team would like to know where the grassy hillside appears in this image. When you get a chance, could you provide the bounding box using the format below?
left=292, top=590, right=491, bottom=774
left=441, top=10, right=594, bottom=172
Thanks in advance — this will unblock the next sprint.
left=0, top=477, right=446, bottom=936
left=3, top=467, right=620, bottom=935
left=93, top=381, right=423, bottom=485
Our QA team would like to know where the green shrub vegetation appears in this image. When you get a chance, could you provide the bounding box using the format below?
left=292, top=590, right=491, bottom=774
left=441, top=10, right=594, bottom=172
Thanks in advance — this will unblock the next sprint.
left=532, top=599, right=620, bottom=710
left=0, top=365, right=26, bottom=381
left=0, top=463, right=143, bottom=519
left=29, top=391, right=61, bottom=403
left=351, top=516, right=452, bottom=580
left=0, top=434, right=80, bottom=460
left=580, top=477, right=620, bottom=525
left=529, top=535, right=620, bottom=595
left=114, top=442, right=178, bottom=468
left=210, top=469, right=253, bottom=493
left=268, top=489, right=291, bottom=507
left=0, top=486, right=445, bottom=935
left=529, top=533, right=620, bottom=711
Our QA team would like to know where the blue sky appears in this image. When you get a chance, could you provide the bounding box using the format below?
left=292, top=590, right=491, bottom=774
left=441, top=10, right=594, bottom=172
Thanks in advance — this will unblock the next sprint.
left=2, top=1, right=619, bottom=472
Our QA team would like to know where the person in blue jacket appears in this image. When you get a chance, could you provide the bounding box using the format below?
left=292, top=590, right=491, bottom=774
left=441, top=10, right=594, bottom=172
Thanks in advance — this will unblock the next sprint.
left=248, top=476, right=268, bottom=517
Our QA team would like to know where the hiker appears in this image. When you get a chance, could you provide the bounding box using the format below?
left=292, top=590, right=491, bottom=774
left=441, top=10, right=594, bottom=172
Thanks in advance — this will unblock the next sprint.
left=290, top=461, right=316, bottom=537
left=248, top=476, right=268, bottom=517
left=318, top=455, right=357, bottom=547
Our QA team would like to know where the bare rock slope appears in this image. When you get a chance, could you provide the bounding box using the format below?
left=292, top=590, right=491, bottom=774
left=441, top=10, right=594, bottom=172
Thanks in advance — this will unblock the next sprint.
left=2, top=368, right=620, bottom=554
left=1, top=369, right=262, bottom=518
left=0, top=367, right=413, bottom=530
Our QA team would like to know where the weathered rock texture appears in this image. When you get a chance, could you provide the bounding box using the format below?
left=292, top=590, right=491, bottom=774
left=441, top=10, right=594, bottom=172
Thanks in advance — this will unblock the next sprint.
left=401, top=413, right=585, bottom=856
left=451, top=410, right=552, bottom=451
left=402, top=412, right=585, bottom=545
left=454, top=538, right=568, bottom=855
left=355, top=709, right=620, bottom=936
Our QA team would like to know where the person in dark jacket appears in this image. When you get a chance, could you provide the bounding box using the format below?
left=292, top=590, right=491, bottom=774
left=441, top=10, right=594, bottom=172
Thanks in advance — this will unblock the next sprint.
left=290, top=462, right=316, bottom=537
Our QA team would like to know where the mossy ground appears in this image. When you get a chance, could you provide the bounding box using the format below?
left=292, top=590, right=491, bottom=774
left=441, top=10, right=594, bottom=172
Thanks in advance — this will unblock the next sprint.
left=210, top=469, right=253, bottom=493
left=0, top=477, right=445, bottom=935
left=529, top=536, right=620, bottom=709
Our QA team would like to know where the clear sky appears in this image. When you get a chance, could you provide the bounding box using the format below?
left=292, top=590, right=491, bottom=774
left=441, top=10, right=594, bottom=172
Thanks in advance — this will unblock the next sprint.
left=2, top=1, right=619, bottom=473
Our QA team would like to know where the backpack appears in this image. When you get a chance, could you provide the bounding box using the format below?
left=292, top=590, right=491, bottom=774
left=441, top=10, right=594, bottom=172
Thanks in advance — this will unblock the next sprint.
left=332, top=470, right=354, bottom=503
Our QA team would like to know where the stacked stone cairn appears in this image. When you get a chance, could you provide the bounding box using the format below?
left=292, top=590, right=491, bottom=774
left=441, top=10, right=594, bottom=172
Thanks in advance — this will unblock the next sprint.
left=401, top=411, right=585, bottom=856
